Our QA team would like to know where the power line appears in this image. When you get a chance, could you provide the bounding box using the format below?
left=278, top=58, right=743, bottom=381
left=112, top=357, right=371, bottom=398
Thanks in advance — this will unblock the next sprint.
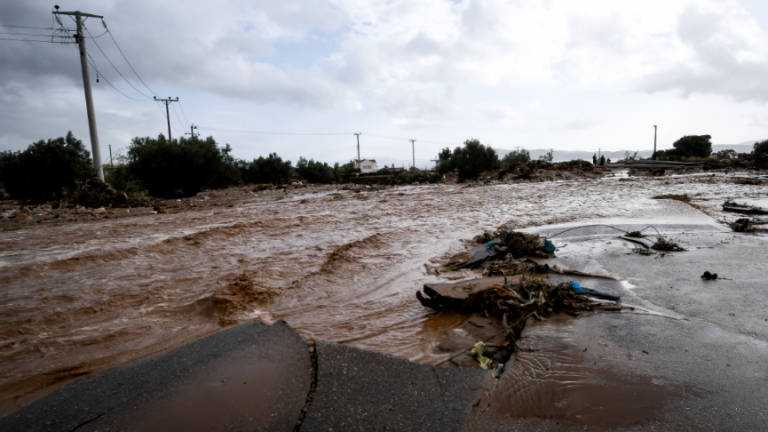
left=0, top=37, right=74, bottom=44
left=86, top=52, right=146, bottom=101
left=83, top=24, right=151, bottom=99
left=0, top=31, right=70, bottom=37
left=171, top=103, right=188, bottom=130
left=102, top=21, right=157, bottom=96
left=0, top=24, right=58, bottom=30
left=178, top=101, right=191, bottom=127
left=198, top=127, right=354, bottom=136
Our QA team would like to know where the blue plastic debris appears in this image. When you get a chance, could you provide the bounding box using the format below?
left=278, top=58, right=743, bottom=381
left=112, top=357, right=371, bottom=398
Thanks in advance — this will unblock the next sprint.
left=542, top=240, right=556, bottom=253
left=569, top=281, right=584, bottom=293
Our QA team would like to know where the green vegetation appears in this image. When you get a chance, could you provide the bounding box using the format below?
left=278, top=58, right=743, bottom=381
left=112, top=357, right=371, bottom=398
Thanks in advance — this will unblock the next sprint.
left=0, top=132, right=93, bottom=202
left=126, top=135, right=240, bottom=197
left=240, top=152, right=293, bottom=185
left=656, top=135, right=712, bottom=160
left=296, top=157, right=333, bottom=183
left=754, top=140, right=768, bottom=159
left=501, top=147, right=531, bottom=166
left=438, top=139, right=500, bottom=181
left=714, top=149, right=737, bottom=160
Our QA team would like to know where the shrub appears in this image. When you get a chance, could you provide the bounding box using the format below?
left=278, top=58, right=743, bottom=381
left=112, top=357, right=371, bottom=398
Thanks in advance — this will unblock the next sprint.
left=0, top=132, right=93, bottom=202
left=332, top=161, right=360, bottom=181
left=127, top=135, right=240, bottom=197
left=502, top=147, right=531, bottom=166
left=296, top=157, right=334, bottom=183
left=240, top=153, right=293, bottom=184
left=438, top=139, right=500, bottom=181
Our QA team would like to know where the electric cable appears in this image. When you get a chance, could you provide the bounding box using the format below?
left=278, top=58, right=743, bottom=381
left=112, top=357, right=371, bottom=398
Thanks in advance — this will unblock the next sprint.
left=199, top=127, right=354, bottom=136
left=83, top=24, right=151, bottom=99
left=0, top=37, right=74, bottom=44
left=178, top=101, right=191, bottom=127
left=86, top=52, right=146, bottom=101
left=102, top=20, right=157, bottom=96
left=171, top=103, right=188, bottom=130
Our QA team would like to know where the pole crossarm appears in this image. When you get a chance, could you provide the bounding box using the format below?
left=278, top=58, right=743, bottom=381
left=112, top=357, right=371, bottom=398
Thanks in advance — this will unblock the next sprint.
left=155, top=97, right=180, bottom=141
left=54, top=11, right=104, bottom=18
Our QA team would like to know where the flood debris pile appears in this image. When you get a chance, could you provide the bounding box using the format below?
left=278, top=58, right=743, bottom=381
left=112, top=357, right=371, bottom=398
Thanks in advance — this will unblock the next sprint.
left=63, top=177, right=131, bottom=208
left=722, top=201, right=768, bottom=215
left=444, top=230, right=555, bottom=272
left=420, top=229, right=625, bottom=369
left=729, top=218, right=768, bottom=232
left=417, top=276, right=623, bottom=368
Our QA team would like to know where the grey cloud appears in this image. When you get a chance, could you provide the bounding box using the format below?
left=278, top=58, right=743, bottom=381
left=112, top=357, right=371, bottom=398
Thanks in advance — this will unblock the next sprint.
left=567, top=13, right=627, bottom=53
left=0, top=1, right=355, bottom=110
left=639, top=5, right=768, bottom=102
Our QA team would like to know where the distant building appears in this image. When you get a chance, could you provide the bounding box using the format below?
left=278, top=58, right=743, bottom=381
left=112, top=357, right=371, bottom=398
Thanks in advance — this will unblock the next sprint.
left=354, top=159, right=378, bottom=173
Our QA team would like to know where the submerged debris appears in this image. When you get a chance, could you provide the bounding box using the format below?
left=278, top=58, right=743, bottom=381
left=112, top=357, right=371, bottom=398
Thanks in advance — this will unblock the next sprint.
left=651, top=238, right=686, bottom=252
left=418, top=275, right=622, bottom=366
left=701, top=271, right=718, bottom=280
left=625, top=231, right=645, bottom=238
left=652, top=194, right=691, bottom=203
left=729, top=218, right=768, bottom=232
left=444, top=230, right=553, bottom=272
left=723, top=201, right=768, bottom=215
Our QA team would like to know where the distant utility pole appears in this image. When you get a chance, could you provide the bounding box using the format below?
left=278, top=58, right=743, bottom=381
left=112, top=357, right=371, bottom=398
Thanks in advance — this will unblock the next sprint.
left=185, top=124, right=199, bottom=138
left=410, top=139, right=416, bottom=169
left=653, top=125, right=658, bottom=160
left=154, top=96, right=179, bottom=141
left=108, top=144, right=113, bottom=169
left=354, top=133, right=362, bottom=160
left=54, top=7, right=105, bottom=181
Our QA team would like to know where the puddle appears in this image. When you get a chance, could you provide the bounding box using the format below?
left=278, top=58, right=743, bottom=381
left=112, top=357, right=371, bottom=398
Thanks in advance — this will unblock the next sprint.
left=480, top=316, right=687, bottom=428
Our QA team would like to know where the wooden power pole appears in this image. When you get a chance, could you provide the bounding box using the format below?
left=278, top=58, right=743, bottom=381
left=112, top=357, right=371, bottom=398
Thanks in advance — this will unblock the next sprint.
left=54, top=8, right=105, bottom=181
left=653, top=125, right=658, bottom=160
left=154, top=97, right=179, bottom=141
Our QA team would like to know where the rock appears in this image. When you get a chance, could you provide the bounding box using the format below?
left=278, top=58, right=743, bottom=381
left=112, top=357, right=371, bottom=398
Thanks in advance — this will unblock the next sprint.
left=93, top=207, right=106, bottom=215
left=19, top=206, right=31, bottom=215
left=1, top=210, right=16, bottom=218
left=15, top=212, right=29, bottom=219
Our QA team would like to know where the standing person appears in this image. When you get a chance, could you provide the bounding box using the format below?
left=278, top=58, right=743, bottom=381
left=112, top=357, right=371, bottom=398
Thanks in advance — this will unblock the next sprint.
left=600, top=155, right=606, bottom=166
left=593, top=154, right=597, bottom=165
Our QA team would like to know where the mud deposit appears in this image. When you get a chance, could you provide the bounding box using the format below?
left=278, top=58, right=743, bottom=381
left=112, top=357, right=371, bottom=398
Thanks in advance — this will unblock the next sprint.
left=0, top=173, right=764, bottom=416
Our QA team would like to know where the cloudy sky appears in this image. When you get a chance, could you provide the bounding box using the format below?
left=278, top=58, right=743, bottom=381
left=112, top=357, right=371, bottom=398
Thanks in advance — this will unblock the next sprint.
left=2, top=0, right=768, bottom=167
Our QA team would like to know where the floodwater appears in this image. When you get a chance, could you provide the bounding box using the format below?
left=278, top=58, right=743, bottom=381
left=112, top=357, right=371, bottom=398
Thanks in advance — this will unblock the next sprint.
left=0, top=173, right=763, bottom=415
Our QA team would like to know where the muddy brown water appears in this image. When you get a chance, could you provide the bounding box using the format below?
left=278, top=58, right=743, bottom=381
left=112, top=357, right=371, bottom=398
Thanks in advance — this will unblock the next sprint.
left=0, top=177, right=753, bottom=416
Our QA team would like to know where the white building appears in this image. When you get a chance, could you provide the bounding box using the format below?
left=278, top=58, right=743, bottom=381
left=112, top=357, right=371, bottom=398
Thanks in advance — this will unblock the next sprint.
left=354, top=159, right=378, bottom=173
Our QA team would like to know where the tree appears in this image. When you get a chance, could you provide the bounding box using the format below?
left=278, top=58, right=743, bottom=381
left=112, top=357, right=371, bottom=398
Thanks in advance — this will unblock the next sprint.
left=241, top=153, right=294, bottom=184
left=439, top=139, right=500, bottom=181
left=296, top=157, right=334, bottom=183
left=501, top=147, right=531, bottom=167
left=0, top=132, right=93, bottom=202
left=659, top=135, right=713, bottom=160
left=753, top=140, right=768, bottom=159
left=127, top=135, right=240, bottom=197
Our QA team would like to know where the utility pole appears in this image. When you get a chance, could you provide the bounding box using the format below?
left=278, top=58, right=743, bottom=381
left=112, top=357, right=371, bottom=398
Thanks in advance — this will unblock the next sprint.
left=354, top=133, right=362, bottom=160
left=185, top=124, right=199, bottom=139
left=653, top=125, right=658, bottom=160
left=410, top=139, right=416, bottom=169
left=154, top=96, right=179, bottom=141
left=54, top=7, right=105, bottom=181
left=108, top=144, right=113, bottom=170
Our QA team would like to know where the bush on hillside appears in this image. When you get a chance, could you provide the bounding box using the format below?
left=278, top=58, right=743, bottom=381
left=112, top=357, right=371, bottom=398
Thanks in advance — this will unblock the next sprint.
left=753, top=140, right=768, bottom=159
left=127, top=135, right=240, bottom=197
left=0, top=131, right=93, bottom=202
